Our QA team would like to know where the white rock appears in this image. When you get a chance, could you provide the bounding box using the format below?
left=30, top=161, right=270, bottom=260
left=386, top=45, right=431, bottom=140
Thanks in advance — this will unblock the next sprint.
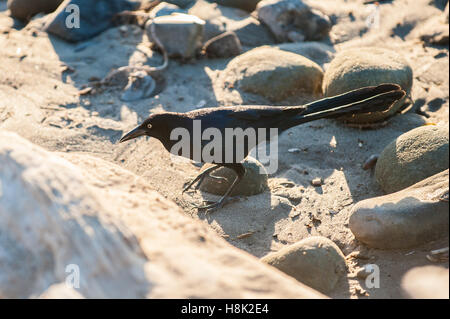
left=146, top=14, right=205, bottom=59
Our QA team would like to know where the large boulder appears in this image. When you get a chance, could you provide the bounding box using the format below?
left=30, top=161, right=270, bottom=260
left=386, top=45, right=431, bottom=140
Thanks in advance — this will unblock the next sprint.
left=220, top=46, right=323, bottom=102
left=0, top=130, right=324, bottom=298
left=375, top=125, right=449, bottom=194
left=44, top=0, right=141, bottom=42
left=349, top=170, right=449, bottom=249
left=8, top=0, right=63, bottom=21
left=261, top=236, right=347, bottom=294
left=256, top=0, right=331, bottom=42
left=323, top=47, right=413, bottom=123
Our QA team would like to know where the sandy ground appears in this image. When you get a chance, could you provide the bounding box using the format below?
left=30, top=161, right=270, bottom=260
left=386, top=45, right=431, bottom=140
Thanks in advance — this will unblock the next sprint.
left=0, top=0, right=448, bottom=298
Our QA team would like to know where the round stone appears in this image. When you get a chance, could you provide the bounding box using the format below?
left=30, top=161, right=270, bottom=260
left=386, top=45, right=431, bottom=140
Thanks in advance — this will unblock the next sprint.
left=375, top=125, right=449, bottom=194
left=203, top=31, right=242, bottom=58
left=199, top=157, right=268, bottom=196
left=349, top=170, right=449, bottom=249
left=323, top=47, right=413, bottom=123
left=221, top=47, right=323, bottom=102
left=261, top=236, right=347, bottom=293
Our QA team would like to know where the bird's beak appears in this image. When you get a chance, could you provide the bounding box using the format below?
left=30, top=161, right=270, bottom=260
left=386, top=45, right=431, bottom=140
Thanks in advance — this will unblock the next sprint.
left=119, top=126, right=146, bottom=143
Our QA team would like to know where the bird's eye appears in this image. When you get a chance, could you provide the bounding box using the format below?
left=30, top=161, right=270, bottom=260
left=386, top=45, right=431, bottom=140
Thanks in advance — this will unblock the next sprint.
left=147, top=124, right=152, bottom=129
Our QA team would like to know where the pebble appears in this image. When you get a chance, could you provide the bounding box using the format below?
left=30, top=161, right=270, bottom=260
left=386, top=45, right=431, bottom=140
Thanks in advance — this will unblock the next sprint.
left=355, top=265, right=372, bottom=279
left=203, top=31, right=242, bottom=58
left=311, top=178, right=323, bottom=187
left=261, top=236, right=347, bottom=293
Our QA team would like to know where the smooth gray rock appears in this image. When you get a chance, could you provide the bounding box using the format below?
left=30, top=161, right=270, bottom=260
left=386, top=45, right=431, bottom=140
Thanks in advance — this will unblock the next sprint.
left=375, top=125, right=449, bottom=193
left=44, top=0, right=140, bottom=42
left=349, top=170, right=449, bottom=249
left=146, top=14, right=205, bottom=59
left=199, top=157, right=268, bottom=196
left=203, top=31, right=242, bottom=58
left=8, top=0, right=63, bottom=21
left=261, top=236, right=347, bottom=294
left=256, top=0, right=331, bottom=42
left=220, top=46, right=323, bottom=101
left=323, top=47, right=413, bottom=123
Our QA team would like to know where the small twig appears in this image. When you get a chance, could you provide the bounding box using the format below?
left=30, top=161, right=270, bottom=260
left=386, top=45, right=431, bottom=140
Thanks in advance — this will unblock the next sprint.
left=236, top=231, right=255, bottom=240
left=430, top=247, right=449, bottom=255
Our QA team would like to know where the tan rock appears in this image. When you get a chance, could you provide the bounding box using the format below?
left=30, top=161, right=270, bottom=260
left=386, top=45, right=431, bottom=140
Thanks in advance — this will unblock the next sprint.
left=261, top=236, right=347, bottom=294
left=402, top=266, right=449, bottom=299
left=0, top=131, right=324, bottom=298
left=350, top=170, right=449, bottom=249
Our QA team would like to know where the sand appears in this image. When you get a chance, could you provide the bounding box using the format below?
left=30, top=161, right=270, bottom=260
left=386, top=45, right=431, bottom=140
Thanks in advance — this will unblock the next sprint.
left=0, top=0, right=448, bottom=298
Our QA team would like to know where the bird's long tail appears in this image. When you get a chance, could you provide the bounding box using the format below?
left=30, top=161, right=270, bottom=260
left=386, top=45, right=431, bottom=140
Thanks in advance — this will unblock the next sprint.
left=291, top=83, right=406, bottom=123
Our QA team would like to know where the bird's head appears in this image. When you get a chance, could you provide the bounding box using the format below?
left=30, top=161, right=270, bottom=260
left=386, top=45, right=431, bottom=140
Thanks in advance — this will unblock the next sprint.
left=119, top=114, right=162, bottom=143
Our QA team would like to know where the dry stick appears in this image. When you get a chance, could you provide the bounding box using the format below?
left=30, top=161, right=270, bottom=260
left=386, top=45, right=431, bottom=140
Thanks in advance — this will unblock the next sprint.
left=430, top=247, right=449, bottom=255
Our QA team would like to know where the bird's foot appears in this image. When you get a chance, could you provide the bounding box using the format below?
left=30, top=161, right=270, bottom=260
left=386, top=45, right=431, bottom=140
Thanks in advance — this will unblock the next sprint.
left=182, top=166, right=225, bottom=193
left=205, top=174, right=228, bottom=184
left=194, top=199, right=226, bottom=212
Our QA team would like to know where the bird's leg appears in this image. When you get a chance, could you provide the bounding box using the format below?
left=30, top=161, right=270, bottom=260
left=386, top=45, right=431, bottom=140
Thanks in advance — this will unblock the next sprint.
left=182, top=165, right=221, bottom=193
left=195, top=163, right=245, bottom=211
left=195, top=174, right=242, bottom=211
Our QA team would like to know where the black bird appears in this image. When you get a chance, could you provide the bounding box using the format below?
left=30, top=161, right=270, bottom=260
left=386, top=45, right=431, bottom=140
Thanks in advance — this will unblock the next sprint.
left=120, top=83, right=405, bottom=210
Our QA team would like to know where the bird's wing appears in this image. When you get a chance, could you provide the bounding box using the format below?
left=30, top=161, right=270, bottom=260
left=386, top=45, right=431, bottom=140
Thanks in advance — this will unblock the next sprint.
left=227, top=106, right=303, bottom=122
